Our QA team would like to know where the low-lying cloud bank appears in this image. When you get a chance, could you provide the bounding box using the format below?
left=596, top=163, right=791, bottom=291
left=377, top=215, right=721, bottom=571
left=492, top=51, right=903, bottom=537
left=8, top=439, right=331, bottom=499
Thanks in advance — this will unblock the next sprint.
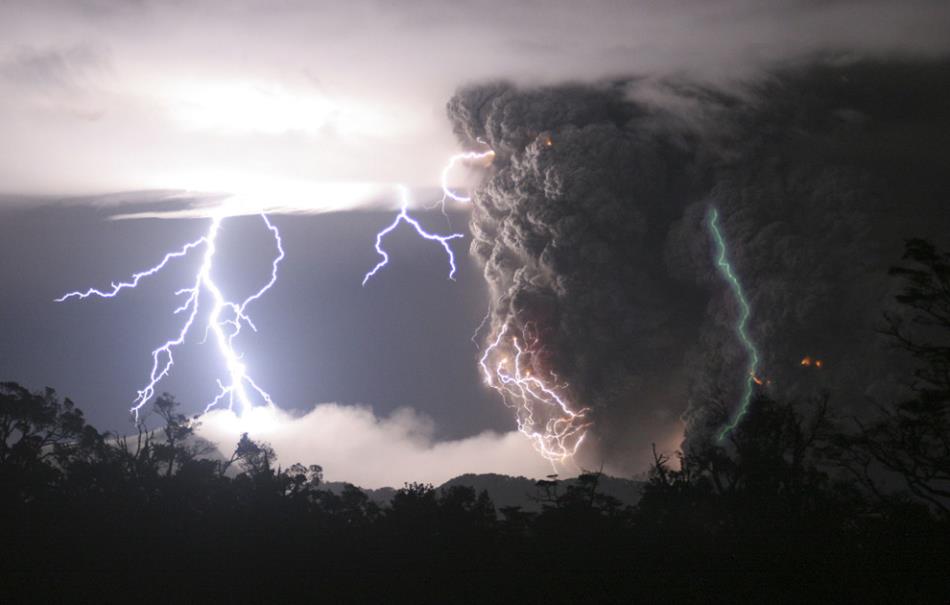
left=197, top=403, right=556, bottom=488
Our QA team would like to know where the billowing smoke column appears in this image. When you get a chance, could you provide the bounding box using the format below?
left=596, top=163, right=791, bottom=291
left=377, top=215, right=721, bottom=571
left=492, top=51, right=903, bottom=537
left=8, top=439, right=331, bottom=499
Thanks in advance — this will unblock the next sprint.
left=669, top=60, right=950, bottom=450
left=448, top=82, right=704, bottom=469
left=449, top=59, right=950, bottom=470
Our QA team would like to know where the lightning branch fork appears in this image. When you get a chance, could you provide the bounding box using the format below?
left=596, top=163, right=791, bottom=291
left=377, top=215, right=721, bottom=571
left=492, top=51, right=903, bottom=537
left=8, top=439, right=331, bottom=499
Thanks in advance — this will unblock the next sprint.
left=56, top=207, right=284, bottom=419
left=361, top=185, right=464, bottom=286
left=479, top=321, right=590, bottom=468
left=360, top=146, right=495, bottom=286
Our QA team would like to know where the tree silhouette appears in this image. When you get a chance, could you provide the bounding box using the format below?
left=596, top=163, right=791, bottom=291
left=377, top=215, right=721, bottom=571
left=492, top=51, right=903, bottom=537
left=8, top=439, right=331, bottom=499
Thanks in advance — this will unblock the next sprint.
left=151, top=393, right=214, bottom=477
left=834, top=239, right=950, bottom=515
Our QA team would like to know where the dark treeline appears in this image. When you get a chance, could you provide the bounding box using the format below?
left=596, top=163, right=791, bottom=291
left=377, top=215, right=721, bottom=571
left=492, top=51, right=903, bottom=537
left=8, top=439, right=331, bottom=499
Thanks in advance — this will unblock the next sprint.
left=1, top=240, right=949, bottom=603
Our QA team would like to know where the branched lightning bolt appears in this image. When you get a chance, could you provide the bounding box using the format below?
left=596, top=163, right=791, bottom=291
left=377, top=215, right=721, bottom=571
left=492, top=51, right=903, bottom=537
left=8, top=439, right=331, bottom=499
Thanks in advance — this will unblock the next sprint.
left=479, top=322, right=590, bottom=466
left=707, top=208, right=760, bottom=441
left=55, top=238, right=209, bottom=301
left=57, top=210, right=284, bottom=419
left=363, top=149, right=495, bottom=286
left=361, top=185, right=464, bottom=286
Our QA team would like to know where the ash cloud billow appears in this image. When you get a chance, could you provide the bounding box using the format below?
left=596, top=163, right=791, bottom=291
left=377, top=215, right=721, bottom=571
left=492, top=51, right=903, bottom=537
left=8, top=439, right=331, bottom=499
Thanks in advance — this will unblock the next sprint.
left=448, top=81, right=706, bottom=470
left=449, top=59, right=950, bottom=473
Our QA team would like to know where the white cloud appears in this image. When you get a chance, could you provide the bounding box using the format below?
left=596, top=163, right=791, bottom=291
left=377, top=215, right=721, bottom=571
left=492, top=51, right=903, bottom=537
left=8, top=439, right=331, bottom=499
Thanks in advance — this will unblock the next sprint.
left=196, top=403, right=558, bottom=488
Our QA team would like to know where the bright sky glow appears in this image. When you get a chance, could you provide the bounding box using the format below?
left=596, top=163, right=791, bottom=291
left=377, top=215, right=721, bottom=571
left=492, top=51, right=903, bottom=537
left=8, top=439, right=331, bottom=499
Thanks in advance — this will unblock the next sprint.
left=167, top=79, right=390, bottom=137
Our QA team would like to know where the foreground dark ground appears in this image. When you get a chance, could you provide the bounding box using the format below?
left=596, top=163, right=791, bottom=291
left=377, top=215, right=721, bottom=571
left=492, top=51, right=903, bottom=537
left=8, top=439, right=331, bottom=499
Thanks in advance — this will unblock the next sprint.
left=1, top=240, right=949, bottom=603
left=1, top=399, right=946, bottom=603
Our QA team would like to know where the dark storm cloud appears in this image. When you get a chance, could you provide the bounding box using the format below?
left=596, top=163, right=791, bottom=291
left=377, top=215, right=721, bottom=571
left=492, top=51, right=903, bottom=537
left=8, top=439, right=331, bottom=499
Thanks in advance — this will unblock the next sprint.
left=449, top=58, right=950, bottom=469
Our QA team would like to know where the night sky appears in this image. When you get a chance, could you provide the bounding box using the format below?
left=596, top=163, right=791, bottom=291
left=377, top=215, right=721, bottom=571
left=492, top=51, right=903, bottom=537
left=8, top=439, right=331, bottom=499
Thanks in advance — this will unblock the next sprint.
left=0, top=203, right=502, bottom=437
left=2, top=0, right=949, bottom=487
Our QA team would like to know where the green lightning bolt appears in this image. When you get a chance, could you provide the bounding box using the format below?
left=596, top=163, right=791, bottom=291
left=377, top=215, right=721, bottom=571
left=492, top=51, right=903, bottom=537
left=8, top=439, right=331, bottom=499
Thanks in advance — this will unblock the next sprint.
left=707, top=208, right=760, bottom=442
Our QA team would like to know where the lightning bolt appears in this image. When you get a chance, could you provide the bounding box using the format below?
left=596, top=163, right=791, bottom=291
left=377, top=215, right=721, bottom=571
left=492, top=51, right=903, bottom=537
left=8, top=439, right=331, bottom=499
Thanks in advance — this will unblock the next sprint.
left=479, top=322, right=590, bottom=467
left=362, top=185, right=464, bottom=286
left=440, top=149, right=496, bottom=205
left=428, top=147, right=496, bottom=226
left=361, top=144, right=494, bottom=285
left=707, top=207, right=760, bottom=441
left=56, top=210, right=284, bottom=419
left=470, top=305, right=492, bottom=350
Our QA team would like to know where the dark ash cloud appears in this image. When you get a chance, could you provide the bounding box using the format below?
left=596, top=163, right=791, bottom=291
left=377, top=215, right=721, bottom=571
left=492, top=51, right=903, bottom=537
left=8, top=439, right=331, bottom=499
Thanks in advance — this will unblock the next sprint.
left=449, top=81, right=707, bottom=470
left=449, top=58, right=950, bottom=472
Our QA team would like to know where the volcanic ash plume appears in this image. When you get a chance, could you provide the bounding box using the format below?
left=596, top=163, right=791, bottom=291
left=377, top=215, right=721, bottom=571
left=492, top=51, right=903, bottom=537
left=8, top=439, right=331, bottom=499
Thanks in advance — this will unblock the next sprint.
left=448, top=82, right=704, bottom=470
left=449, top=61, right=950, bottom=472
